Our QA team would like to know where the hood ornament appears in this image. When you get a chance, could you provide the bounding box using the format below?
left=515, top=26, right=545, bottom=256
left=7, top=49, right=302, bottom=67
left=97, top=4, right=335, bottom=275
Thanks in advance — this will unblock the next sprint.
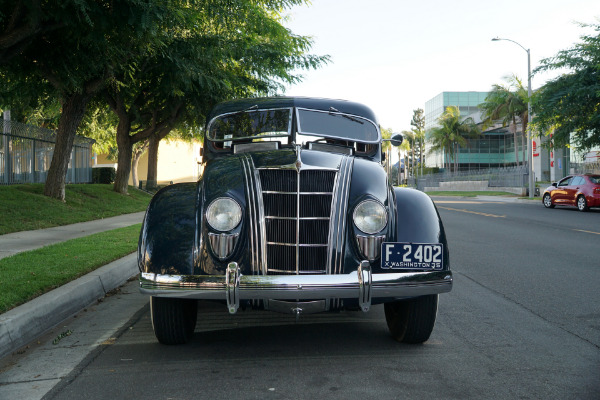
left=294, top=144, right=302, bottom=171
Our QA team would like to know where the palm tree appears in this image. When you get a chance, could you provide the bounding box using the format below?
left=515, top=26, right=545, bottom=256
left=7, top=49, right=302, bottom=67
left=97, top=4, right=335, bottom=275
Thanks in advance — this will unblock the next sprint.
left=428, top=106, right=480, bottom=172
left=479, top=75, right=529, bottom=167
left=401, top=129, right=415, bottom=178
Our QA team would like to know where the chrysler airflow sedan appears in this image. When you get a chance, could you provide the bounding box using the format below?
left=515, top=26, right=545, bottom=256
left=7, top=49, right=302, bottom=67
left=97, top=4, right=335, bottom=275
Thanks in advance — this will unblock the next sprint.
left=138, top=97, right=453, bottom=345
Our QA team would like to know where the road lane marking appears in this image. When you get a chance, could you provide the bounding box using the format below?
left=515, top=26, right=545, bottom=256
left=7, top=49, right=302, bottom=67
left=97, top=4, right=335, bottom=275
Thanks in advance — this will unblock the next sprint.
left=434, top=201, right=502, bottom=204
left=572, top=229, right=600, bottom=235
left=437, top=206, right=506, bottom=218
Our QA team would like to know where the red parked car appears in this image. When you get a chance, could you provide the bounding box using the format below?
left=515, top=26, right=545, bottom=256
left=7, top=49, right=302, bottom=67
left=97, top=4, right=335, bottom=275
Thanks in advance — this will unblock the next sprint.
left=542, top=174, right=600, bottom=212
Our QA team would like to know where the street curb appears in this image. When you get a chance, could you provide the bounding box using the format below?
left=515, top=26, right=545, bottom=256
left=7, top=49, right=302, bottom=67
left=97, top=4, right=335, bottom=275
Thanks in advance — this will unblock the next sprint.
left=0, top=253, right=138, bottom=359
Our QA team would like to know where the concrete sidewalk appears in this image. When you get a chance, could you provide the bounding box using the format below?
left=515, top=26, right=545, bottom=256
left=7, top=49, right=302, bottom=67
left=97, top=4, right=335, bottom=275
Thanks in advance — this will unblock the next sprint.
left=0, top=212, right=145, bottom=260
left=0, top=212, right=146, bottom=359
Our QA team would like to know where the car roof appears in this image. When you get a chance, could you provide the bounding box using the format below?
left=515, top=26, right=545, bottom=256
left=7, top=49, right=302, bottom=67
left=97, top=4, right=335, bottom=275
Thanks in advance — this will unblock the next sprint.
left=206, top=97, right=379, bottom=126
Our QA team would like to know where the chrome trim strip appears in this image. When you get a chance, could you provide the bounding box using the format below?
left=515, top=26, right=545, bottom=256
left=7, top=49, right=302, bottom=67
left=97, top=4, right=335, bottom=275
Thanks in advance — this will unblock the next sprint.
left=257, top=166, right=339, bottom=172
left=250, top=157, right=268, bottom=274
left=193, top=181, right=202, bottom=270
left=266, top=269, right=327, bottom=275
left=267, top=242, right=328, bottom=247
left=265, top=216, right=330, bottom=221
left=263, top=191, right=334, bottom=195
left=140, top=269, right=453, bottom=300
left=295, top=156, right=301, bottom=274
left=328, top=155, right=353, bottom=275
left=242, top=156, right=259, bottom=274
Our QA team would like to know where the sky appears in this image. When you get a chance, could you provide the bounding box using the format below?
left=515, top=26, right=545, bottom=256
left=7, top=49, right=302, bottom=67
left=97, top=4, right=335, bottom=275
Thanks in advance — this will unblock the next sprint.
left=282, top=0, right=600, bottom=133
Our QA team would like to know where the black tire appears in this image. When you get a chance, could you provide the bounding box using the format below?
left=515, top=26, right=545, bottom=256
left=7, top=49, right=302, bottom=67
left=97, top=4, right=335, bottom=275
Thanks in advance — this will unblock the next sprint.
left=384, top=295, right=438, bottom=344
left=543, top=193, right=555, bottom=208
left=577, top=195, right=589, bottom=212
left=150, top=297, right=198, bottom=345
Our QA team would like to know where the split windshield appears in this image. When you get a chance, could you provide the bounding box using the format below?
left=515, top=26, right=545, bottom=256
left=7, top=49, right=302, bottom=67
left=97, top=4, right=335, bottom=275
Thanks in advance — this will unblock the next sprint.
left=207, top=107, right=380, bottom=144
left=207, top=108, right=292, bottom=142
left=296, top=108, right=380, bottom=144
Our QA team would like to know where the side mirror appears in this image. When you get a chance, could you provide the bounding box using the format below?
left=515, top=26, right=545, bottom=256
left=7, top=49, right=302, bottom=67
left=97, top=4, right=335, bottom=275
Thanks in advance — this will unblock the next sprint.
left=383, top=133, right=403, bottom=147
left=551, top=182, right=557, bottom=187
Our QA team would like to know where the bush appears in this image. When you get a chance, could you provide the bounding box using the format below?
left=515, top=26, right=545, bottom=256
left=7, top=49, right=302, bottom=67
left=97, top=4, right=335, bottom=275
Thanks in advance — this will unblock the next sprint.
left=92, top=167, right=116, bottom=184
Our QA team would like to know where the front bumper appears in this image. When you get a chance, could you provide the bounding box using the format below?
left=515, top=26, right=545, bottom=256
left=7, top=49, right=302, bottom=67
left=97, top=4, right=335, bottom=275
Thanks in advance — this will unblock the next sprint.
left=140, top=261, right=453, bottom=314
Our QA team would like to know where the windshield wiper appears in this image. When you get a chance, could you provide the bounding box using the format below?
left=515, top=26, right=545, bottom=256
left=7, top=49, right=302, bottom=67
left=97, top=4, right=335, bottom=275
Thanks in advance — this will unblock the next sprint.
left=329, top=107, right=364, bottom=124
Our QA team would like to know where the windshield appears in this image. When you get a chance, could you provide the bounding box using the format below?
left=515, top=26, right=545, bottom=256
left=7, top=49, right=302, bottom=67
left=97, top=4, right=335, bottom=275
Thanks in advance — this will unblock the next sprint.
left=296, top=108, right=380, bottom=144
left=207, top=108, right=292, bottom=142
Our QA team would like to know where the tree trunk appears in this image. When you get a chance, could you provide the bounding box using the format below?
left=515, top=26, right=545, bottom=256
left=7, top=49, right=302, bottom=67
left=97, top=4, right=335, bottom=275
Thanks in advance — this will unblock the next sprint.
left=420, top=137, right=424, bottom=175
left=131, top=157, right=139, bottom=188
left=512, top=119, right=520, bottom=167
left=146, top=134, right=160, bottom=190
left=411, top=146, right=415, bottom=178
left=521, top=132, right=526, bottom=168
left=131, top=141, right=149, bottom=188
left=43, top=93, right=89, bottom=201
left=113, top=115, right=133, bottom=194
left=146, top=126, right=173, bottom=190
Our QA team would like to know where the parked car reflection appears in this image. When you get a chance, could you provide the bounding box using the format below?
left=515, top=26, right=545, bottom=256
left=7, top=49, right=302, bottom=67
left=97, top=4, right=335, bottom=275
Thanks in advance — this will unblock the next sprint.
left=542, top=174, right=600, bottom=211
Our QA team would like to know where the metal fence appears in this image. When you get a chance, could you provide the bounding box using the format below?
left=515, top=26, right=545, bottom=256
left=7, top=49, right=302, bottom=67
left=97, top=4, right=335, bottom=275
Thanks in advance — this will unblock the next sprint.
left=415, top=166, right=528, bottom=192
left=572, top=162, right=600, bottom=175
left=1, top=119, right=94, bottom=185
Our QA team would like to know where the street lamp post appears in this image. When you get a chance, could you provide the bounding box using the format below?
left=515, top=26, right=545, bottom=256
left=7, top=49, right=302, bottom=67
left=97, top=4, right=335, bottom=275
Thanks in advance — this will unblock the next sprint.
left=492, top=37, right=534, bottom=199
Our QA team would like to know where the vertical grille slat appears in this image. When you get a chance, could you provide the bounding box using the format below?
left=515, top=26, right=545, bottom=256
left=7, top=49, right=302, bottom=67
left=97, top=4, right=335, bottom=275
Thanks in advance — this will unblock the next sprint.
left=259, top=168, right=337, bottom=275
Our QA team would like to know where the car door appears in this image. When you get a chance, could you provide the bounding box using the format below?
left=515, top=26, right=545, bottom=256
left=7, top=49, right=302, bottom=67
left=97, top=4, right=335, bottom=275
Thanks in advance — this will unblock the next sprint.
left=553, top=176, right=573, bottom=204
left=567, top=176, right=585, bottom=205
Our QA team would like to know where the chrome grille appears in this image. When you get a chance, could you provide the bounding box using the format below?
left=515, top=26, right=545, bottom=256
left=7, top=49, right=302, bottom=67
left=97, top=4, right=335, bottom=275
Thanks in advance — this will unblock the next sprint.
left=260, top=169, right=337, bottom=274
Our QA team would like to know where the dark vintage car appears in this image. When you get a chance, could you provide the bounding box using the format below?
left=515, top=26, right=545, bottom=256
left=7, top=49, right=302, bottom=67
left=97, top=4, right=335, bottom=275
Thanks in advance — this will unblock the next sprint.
left=542, top=174, right=600, bottom=211
left=138, top=97, right=453, bottom=345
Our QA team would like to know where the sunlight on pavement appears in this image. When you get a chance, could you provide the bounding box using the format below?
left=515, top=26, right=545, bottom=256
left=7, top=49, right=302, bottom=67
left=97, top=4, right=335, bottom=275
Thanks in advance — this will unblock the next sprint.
left=436, top=206, right=506, bottom=218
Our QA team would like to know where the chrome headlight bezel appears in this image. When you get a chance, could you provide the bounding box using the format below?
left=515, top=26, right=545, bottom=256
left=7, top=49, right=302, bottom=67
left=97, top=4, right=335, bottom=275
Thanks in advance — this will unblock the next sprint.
left=353, top=200, right=387, bottom=234
left=206, top=197, right=242, bottom=232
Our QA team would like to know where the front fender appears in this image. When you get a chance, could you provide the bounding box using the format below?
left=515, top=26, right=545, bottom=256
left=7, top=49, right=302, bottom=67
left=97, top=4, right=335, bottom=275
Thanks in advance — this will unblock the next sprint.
left=393, top=188, right=450, bottom=271
left=138, top=183, right=198, bottom=275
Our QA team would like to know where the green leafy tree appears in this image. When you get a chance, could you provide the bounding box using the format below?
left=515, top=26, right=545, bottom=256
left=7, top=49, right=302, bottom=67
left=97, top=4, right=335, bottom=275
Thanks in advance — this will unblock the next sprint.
left=106, top=0, right=328, bottom=194
left=0, top=1, right=175, bottom=200
left=479, top=75, right=529, bottom=167
left=428, top=106, right=480, bottom=172
left=0, top=1, right=69, bottom=65
left=532, top=22, right=600, bottom=151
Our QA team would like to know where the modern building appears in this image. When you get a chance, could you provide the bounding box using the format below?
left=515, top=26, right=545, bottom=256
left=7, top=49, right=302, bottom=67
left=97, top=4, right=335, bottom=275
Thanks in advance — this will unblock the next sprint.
left=424, top=91, right=572, bottom=182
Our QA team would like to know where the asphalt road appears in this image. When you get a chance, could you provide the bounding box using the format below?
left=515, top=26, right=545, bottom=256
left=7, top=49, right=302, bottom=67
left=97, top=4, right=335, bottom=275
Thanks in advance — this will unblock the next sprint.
left=1, top=197, right=599, bottom=399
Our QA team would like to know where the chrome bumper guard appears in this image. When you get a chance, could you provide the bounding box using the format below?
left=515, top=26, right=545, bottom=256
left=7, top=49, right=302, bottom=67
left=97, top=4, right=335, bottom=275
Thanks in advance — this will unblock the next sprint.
left=139, top=261, right=453, bottom=314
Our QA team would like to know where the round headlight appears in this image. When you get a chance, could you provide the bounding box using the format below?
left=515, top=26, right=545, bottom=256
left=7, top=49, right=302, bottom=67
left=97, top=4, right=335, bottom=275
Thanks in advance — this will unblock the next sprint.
left=353, top=200, right=387, bottom=234
left=206, top=197, right=242, bottom=232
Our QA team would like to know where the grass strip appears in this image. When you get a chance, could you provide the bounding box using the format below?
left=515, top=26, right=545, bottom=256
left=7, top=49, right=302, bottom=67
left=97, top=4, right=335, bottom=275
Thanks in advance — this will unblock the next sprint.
left=426, top=191, right=519, bottom=197
left=0, top=184, right=151, bottom=235
left=0, top=224, right=141, bottom=314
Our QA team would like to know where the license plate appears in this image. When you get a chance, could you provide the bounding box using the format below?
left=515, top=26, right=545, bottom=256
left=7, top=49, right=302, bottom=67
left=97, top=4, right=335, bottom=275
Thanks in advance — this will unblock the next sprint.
left=381, top=242, right=444, bottom=270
